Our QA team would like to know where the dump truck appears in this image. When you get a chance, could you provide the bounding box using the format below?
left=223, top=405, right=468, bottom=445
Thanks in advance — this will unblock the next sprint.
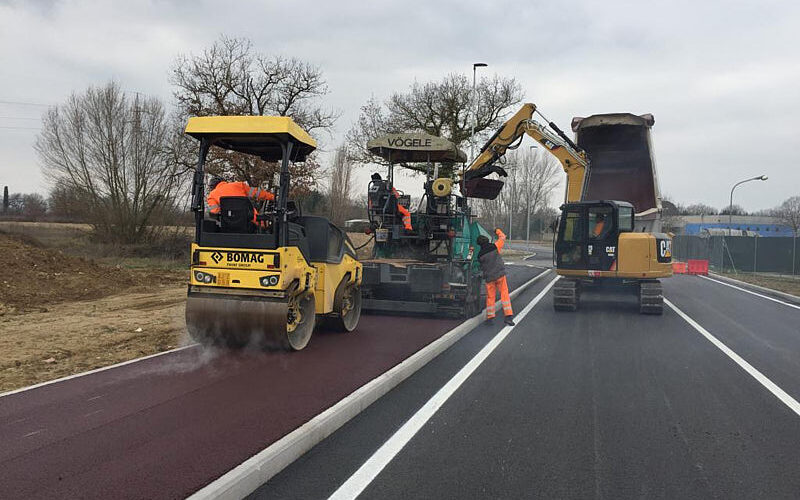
left=360, top=133, right=490, bottom=317
left=184, top=116, right=362, bottom=350
left=465, top=103, right=672, bottom=314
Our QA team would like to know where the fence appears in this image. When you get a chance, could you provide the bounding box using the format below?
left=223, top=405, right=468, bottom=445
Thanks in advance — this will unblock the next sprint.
left=672, top=235, right=799, bottom=275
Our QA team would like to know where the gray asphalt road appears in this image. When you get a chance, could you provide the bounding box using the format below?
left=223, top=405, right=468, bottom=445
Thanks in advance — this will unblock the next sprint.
left=255, top=274, right=800, bottom=499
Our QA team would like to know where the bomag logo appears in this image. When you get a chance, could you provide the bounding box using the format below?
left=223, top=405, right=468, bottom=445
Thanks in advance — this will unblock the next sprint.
left=211, top=251, right=223, bottom=264
left=226, top=252, right=265, bottom=263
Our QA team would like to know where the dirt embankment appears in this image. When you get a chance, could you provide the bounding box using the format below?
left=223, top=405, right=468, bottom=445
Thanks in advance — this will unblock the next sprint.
left=0, top=232, right=187, bottom=392
left=0, top=232, right=180, bottom=315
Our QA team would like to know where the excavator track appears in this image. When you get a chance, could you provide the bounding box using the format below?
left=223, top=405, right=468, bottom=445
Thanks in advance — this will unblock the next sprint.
left=639, top=280, right=663, bottom=315
left=553, top=278, right=581, bottom=312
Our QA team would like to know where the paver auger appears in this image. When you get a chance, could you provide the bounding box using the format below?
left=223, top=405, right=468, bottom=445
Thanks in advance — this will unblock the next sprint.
left=185, top=116, right=362, bottom=350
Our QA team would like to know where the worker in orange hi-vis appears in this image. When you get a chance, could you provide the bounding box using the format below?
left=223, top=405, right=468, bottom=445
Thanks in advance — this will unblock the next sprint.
left=592, top=212, right=606, bottom=237
left=207, top=176, right=274, bottom=222
left=476, top=228, right=514, bottom=326
left=391, top=187, right=413, bottom=231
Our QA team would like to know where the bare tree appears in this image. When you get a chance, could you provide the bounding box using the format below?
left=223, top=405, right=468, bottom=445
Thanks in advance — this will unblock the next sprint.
left=775, top=195, right=800, bottom=236
left=685, top=203, right=718, bottom=215
left=2, top=192, right=47, bottom=220
left=720, top=204, right=747, bottom=216
left=171, top=35, right=336, bottom=191
left=327, top=145, right=354, bottom=226
left=347, top=73, right=523, bottom=166
left=510, top=148, right=560, bottom=240
left=35, top=81, right=185, bottom=243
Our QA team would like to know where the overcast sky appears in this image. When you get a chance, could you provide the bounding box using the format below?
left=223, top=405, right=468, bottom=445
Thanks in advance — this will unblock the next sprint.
left=1, top=0, right=798, bottom=211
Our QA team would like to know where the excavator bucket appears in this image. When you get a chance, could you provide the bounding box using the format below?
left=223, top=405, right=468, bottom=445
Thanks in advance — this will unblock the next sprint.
left=461, top=178, right=504, bottom=200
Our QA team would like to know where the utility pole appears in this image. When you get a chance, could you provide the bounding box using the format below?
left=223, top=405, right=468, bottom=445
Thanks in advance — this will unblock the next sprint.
left=2, top=186, right=8, bottom=214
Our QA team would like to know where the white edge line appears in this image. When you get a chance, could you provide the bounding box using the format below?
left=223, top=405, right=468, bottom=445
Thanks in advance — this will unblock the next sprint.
left=188, top=269, right=553, bottom=500
left=0, top=344, right=197, bottom=398
left=664, top=298, right=800, bottom=417
left=329, top=277, right=558, bottom=500
left=699, top=275, right=800, bottom=311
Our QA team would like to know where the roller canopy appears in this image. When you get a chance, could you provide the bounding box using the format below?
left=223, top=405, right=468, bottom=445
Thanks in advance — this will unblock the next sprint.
left=186, top=116, right=316, bottom=162
left=367, top=133, right=466, bottom=163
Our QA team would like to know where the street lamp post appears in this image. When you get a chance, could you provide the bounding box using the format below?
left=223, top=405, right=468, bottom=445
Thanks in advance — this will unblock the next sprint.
left=728, top=175, right=768, bottom=235
left=470, top=62, right=487, bottom=162
left=526, top=145, right=537, bottom=242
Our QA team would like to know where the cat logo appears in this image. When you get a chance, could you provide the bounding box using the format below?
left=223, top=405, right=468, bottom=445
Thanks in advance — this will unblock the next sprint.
left=211, top=251, right=223, bottom=264
left=659, top=240, right=672, bottom=258
left=605, top=246, right=616, bottom=254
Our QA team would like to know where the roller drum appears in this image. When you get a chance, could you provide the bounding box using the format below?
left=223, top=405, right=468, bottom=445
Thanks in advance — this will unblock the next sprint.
left=186, top=294, right=315, bottom=350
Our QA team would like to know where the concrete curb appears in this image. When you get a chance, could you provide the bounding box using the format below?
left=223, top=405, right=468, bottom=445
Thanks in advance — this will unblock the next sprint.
left=707, top=272, right=800, bottom=305
left=189, top=269, right=553, bottom=500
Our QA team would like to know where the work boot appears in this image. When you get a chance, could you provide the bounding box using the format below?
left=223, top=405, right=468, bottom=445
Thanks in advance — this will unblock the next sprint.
left=504, top=316, right=515, bottom=326
left=485, top=316, right=495, bottom=324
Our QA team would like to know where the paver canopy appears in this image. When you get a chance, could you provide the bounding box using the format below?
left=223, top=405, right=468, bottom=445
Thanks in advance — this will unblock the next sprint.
left=367, top=133, right=467, bottom=165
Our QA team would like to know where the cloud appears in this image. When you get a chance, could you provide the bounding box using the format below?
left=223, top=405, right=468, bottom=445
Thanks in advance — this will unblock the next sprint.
left=0, top=0, right=798, bottom=211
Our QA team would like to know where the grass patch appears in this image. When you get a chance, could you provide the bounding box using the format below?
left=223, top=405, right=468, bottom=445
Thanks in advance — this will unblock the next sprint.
left=717, top=271, right=800, bottom=297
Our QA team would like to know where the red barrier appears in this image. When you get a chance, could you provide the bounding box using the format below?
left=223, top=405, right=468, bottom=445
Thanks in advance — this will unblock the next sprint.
left=687, top=259, right=709, bottom=275
left=672, top=261, right=688, bottom=274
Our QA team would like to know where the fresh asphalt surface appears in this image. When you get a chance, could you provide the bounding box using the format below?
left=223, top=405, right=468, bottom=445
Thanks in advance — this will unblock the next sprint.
left=0, top=266, right=539, bottom=499
left=255, top=271, right=800, bottom=499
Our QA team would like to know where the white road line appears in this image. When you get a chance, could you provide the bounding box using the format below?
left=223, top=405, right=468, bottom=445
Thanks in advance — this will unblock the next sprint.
left=328, top=277, right=559, bottom=500
left=664, top=298, right=800, bottom=418
left=0, top=344, right=197, bottom=399
left=699, top=275, right=800, bottom=311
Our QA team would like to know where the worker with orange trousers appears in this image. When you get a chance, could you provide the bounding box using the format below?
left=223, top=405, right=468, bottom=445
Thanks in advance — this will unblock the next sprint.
left=476, top=228, right=514, bottom=326
left=207, top=176, right=274, bottom=221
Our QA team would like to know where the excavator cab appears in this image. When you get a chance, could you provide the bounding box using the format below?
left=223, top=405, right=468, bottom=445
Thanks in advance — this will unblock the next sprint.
left=555, top=201, right=634, bottom=271
left=184, top=116, right=362, bottom=350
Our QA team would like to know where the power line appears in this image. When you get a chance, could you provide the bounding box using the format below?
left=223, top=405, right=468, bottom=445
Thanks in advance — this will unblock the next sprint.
left=0, top=99, right=52, bottom=107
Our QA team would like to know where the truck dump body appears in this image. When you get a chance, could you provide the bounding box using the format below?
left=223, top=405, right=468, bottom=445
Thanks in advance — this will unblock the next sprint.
left=572, top=113, right=660, bottom=220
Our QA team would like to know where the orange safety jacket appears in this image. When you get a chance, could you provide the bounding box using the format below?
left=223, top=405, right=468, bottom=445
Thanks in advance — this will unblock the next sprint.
left=391, top=187, right=412, bottom=231
left=593, top=220, right=605, bottom=237
left=494, top=228, right=506, bottom=251
left=207, top=181, right=274, bottom=221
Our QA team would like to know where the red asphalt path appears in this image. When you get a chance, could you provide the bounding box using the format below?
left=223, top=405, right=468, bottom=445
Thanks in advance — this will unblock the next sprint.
left=1, top=265, right=540, bottom=499
left=0, top=315, right=462, bottom=499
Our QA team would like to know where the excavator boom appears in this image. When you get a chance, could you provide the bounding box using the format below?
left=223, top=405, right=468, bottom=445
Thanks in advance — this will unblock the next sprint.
left=463, top=103, right=589, bottom=201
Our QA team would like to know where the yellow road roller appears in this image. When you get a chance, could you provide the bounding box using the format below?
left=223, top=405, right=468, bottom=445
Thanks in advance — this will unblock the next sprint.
left=184, top=116, right=362, bottom=350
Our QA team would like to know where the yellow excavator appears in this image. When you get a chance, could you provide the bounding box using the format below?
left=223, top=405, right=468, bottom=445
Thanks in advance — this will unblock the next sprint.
left=184, top=116, right=362, bottom=350
left=463, top=103, right=672, bottom=314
